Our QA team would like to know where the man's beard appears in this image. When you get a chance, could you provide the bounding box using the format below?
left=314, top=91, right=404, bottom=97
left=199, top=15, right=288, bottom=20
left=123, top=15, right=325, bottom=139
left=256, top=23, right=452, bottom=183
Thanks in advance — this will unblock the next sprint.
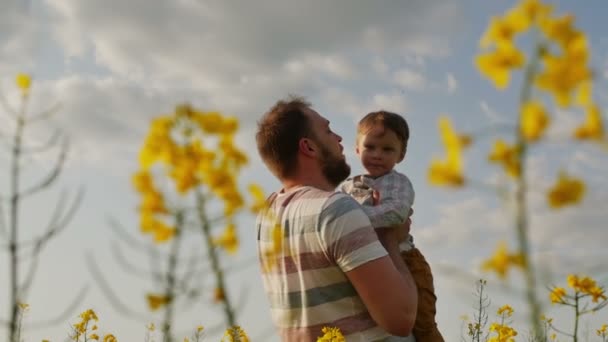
left=320, top=145, right=351, bottom=188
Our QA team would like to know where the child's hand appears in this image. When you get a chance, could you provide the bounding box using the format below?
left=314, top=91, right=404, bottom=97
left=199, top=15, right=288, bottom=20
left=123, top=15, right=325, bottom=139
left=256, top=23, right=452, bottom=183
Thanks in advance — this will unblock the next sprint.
left=372, top=189, right=380, bottom=206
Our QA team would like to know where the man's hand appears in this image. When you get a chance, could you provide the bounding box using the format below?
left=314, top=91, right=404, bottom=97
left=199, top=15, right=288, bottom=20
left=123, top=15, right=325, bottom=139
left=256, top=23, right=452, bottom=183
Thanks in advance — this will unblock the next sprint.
left=395, top=207, right=413, bottom=243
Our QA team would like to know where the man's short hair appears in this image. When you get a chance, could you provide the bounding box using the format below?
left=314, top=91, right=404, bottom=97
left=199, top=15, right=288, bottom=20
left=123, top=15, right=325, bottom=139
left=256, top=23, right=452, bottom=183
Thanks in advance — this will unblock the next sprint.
left=256, top=95, right=314, bottom=179
left=357, top=110, right=410, bottom=155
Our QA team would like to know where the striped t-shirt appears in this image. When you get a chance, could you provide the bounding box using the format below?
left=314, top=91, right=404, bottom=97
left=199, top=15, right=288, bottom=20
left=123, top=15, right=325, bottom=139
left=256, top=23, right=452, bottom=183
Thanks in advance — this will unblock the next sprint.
left=256, top=186, right=390, bottom=342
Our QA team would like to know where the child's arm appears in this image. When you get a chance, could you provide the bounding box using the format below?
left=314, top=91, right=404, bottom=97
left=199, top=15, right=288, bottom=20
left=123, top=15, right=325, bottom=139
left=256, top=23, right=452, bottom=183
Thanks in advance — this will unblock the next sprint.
left=361, top=173, right=414, bottom=229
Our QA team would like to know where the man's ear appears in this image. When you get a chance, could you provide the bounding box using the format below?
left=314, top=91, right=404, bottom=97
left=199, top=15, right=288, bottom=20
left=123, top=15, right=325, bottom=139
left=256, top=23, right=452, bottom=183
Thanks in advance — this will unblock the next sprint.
left=299, top=138, right=316, bottom=157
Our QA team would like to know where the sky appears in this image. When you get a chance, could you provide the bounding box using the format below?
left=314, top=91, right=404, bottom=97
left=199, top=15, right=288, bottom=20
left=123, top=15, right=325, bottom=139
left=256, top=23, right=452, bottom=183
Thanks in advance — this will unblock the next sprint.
left=1, top=0, right=608, bottom=341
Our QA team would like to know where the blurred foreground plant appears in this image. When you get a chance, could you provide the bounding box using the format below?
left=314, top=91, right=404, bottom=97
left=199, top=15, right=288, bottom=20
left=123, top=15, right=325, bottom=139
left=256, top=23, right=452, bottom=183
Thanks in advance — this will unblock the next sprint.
left=90, top=104, right=266, bottom=342
left=429, top=0, right=606, bottom=335
left=0, top=74, right=85, bottom=342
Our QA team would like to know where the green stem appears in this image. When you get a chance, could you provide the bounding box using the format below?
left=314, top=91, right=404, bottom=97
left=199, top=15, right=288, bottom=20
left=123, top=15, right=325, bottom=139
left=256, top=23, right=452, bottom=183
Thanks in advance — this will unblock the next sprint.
left=196, top=191, right=236, bottom=328
left=162, top=211, right=185, bottom=342
left=573, top=293, right=579, bottom=342
left=9, top=92, right=28, bottom=342
left=515, top=42, right=544, bottom=337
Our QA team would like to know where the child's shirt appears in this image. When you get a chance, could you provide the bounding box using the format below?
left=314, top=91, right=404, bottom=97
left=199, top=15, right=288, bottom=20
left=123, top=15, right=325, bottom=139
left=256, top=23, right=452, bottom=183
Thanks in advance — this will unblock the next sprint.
left=339, top=170, right=415, bottom=251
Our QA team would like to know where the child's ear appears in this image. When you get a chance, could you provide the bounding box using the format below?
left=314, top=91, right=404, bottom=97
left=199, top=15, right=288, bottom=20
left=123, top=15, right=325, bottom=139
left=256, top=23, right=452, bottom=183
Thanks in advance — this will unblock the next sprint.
left=355, top=145, right=360, bottom=156
left=398, top=149, right=406, bottom=163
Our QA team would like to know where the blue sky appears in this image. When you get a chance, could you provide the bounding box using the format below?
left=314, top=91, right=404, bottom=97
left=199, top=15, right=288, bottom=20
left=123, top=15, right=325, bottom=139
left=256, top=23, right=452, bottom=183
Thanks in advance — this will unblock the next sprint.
left=1, top=0, right=607, bottom=341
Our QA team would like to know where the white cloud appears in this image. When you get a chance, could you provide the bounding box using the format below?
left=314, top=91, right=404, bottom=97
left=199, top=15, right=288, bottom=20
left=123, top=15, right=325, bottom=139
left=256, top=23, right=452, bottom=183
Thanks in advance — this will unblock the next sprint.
left=480, top=100, right=509, bottom=124
left=446, top=72, right=458, bottom=94
left=0, top=2, right=40, bottom=74
left=393, top=68, right=427, bottom=91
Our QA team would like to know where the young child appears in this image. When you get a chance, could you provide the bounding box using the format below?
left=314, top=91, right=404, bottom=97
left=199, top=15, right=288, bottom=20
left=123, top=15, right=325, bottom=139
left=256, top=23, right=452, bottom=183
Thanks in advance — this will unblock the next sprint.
left=339, top=110, right=444, bottom=342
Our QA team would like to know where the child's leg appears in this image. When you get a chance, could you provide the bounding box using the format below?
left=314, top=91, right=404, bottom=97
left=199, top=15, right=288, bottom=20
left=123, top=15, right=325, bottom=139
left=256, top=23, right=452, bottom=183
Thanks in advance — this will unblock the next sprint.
left=402, top=247, right=445, bottom=342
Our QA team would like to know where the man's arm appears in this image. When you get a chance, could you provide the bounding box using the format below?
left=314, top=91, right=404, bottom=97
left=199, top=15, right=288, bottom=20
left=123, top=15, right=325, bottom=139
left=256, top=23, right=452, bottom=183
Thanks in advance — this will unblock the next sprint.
left=321, top=194, right=417, bottom=336
left=345, top=250, right=417, bottom=336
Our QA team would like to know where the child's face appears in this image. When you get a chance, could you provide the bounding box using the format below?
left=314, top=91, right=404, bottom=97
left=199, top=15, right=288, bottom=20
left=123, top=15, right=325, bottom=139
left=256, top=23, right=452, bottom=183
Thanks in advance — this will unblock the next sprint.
left=356, top=126, right=404, bottom=177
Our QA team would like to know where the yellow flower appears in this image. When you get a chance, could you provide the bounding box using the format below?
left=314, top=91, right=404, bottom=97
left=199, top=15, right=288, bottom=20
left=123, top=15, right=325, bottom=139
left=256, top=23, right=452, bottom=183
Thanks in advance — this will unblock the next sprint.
left=497, top=304, right=514, bottom=317
left=481, top=241, right=524, bottom=279
left=588, top=286, right=607, bottom=303
left=476, top=44, right=525, bottom=89
left=574, top=104, right=604, bottom=141
left=140, top=191, right=168, bottom=215
left=197, top=325, right=205, bottom=333
left=146, top=294, right=171, bottom=311
left=520, top=100, right=550, bottom=141
left=103, top=334, right=117, bottom=342
left=428, top=158, right=464, bottom=187
left=597, top=324, right=607, bottom=336
left=547, top=172, right=585, bottom=208
left=488, top=322, right=518, bottom=342
left=428, top=116, right=469, bottom=187
left=248, top=183, right=267, bottom=213
left=539, top=14, right=581, bottom=49
left=576, top=81, right=592, bottom=107
left=195, top=111, right=224, bottom=134
left=480, top=9, right=529, bottom=49
left=516, top=0, right=553, bottom=24
left=221, top=326, right=249, bottom=342
left=488, top=139, right=521, bottom=178
left=15, top=73, right=31, bottom=92
left=89, top=333, right=99, bottom=340
left=152, top=222, right=176, bottom=243
left=169, top=160, right=199, bottom=194
left=316, top=326, right=345, bottom=342
left=214, top=223, right=239, bottom=254
left=147, top=323, right=155, bottom=331
left=536, top=50, right=591, bottom=107
left=132, top=170, right=155, bottom=193
left=550, top=287, right=567, bottom=303
left=18, top=302, right=29, bottom=311
left=79, top=309, right=99, bottom=322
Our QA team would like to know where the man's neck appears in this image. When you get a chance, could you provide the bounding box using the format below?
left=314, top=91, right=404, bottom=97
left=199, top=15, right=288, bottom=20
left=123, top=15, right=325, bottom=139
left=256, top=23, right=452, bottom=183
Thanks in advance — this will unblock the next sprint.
left=283, top=178, right=335, bottom=192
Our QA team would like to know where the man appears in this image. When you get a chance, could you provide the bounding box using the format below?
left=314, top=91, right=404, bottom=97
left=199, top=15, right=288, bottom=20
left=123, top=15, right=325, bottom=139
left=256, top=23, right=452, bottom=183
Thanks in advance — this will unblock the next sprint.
left=255, top=96, right=418, bottom=341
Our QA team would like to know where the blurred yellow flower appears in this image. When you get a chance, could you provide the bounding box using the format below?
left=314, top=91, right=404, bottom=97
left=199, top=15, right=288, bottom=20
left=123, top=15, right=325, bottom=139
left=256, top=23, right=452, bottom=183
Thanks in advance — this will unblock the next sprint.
left=146, top=294, right=171, bottom=311
left=132, top=170, right=155, bottom=193
left=550, top=287, right=566, bottom=303
left=488, top=322, right=517, bottom=342
left=103, top=334, right=117, bottom=342
left=248, top=183, right=267, bottom=213
left=316, top=326, right=345, bottom=342
left=480, top=9, right=528, bottom=49
left=476, top=44, right=525, bottom=89
left=482, top=241, right=524, bottom=279
left=536, top=49, right=591, bottom=107
left=516, top=0, right=553, bottom=24
left=140, top=191, right=169, bottom=215
left=520, top=100, right=550, bottom=141
left=547, top=172, right=585, bottom=208
left=597, top=324, right=607, bottom=336
left=89, top=333, right=99, bottom=340
left=574, top=104, right=604, bottom=141
left=576, top=81, right=592, bottom=107
left=428, top=117, right=469, bottom=187
left=488, top=139, right=521, bottom=178
left=18, top=302, right=29, bottom=311
left=214, top=223, right=239, bottom=254
left=497, top=304, right=514, bottom=317
left=428, top=158, right=464, bottom=187
left=539, top=14, right=581, bottom=49
left=221, top=325, right=249, bottom=342
left=15, top=73, right=31, bottom=92
left=152, top=222, right=176, bottom=243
